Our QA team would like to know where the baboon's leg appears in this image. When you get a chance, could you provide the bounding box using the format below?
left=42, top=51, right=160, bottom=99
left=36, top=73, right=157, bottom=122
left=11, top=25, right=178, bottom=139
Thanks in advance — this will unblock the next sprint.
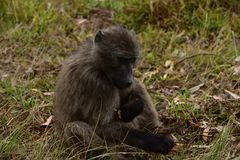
left=64, top=121, right=104, bottom=147
left=100, top=122, right=174, bottom=154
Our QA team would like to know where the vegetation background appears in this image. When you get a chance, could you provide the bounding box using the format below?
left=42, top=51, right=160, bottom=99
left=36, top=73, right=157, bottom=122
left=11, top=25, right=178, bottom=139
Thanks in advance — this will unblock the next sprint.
left=0, top=0, right=239, bottom=159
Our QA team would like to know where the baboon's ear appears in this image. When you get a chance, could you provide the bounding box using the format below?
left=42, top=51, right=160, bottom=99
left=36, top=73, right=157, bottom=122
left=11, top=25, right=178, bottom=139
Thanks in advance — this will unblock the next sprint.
left=95, top=30, right=104, bottom=43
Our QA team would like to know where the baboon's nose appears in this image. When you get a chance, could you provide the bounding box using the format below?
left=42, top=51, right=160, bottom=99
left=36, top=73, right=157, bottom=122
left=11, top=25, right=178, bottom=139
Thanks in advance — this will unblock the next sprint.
left=126, top=80, right=133, bottom=86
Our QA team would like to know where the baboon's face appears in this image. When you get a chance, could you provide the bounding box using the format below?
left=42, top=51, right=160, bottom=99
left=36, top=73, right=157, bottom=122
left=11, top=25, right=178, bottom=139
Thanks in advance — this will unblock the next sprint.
left=94, top=26, right=140, bottom=89
left=110, top=56, right=137, bottom=89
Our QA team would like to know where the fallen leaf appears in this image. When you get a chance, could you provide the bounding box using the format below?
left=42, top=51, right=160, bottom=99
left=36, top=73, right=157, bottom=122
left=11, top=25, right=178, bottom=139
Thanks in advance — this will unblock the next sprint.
left=235, top=56, right=240, bottom=63
left=212, top=95, right=225, bottom=101
left=202, top=126, right=211, bottom=142
left=233, top=66, right=240, bottom=75
left=200, top=121, right=208, bottom=129
left=215, top=125, right=224, bottom=132
left=41, top=115, right=53, bottom=127
left=31, top=88, right=39, bottom=92
left=163, top=60, right=175, bottom=79
left=230, top=136, right=237, bottom=142
left=117, top=110, right=122, bottom=120
left=76, top=18, right=88, bottom=26
left=189, top=83, right=204, bottom=93
left=179, top=67, right=186, bottom=76
left=165, top=60, right=174, bottom=70
left=142, top=68, right=160, bottom=80
left=43, top=92, right=54, bottom=96
left=224, top=90, right=240, bottom=100
left=171, top=134, right=178, bottom=143
left=1, top=74, right=9, bottom=78
left=173, top=97, right=184, bottom=105
left=192, top=145, right=210, bottom=149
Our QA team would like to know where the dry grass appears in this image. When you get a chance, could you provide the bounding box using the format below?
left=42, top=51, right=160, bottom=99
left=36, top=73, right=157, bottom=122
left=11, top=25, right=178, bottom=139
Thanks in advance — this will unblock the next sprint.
left=0, top=0, right=240, bottom=159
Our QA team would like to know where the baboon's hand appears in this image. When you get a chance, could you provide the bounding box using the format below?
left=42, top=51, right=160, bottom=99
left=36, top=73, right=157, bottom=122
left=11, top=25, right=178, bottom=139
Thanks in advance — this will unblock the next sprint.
left=124, top=129, right=175, bottom=154
left=116, top=99, right=144, bottom=122
left=147, top=134, right=175, bottom=154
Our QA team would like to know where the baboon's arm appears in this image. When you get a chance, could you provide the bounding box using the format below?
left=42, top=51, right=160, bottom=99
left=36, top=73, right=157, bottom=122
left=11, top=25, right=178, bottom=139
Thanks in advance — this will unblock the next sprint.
left=131, top=80, right=161, bottom=128
left=101, top=122, right=174, bottom=154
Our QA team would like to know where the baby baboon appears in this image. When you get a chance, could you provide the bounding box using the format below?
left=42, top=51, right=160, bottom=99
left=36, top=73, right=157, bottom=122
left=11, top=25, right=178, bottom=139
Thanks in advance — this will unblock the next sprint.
left=54, top=26, right=174, bottom=154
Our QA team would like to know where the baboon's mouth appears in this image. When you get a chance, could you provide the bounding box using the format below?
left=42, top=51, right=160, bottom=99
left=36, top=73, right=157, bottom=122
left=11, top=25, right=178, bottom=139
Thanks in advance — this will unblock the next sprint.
left=114, top=81, right=132, bottom=90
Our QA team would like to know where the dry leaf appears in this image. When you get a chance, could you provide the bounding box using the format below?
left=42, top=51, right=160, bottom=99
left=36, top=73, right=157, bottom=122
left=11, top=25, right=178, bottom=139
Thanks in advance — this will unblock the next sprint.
left=192, top=145, right=210, bottom=149
left=31, top=88, right=39, bottom=92
left=189, top=83, right=204, bottom=93
left=179, top=67, right=186, bottom=76
left=117, top=110, right=122, bottom=120
left=171, top=134, right=178, bottom=143
left=215, top=125, right=223, bottom=132
left=235, top=56, right=240, bottom=63
left=142, top=68, right=160, bottom=80
left=43, top=92, right=54, bottom=96
left=1, top=74, right=9, bottom=78
left=233, top=66, right=240, bottom=75
left=41, top=115, right=53, bottom=126
left=76, top=18, right=88, bottom=26
left=202, top=126, right=211, bottom=142
left=212, top=95, right=225, bottom=101
left=173, top=97, right=184, bottom=105
left=165, top=60, right=174, bottom=70
left=224, top=90, right=240, bottom=100
left=163, top=60, right=175, bottom=79
left=200, top=121, right=208, bottom=129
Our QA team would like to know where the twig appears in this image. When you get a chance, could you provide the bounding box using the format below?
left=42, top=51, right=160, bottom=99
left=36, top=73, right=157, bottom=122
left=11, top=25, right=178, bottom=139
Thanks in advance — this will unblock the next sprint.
left=175, top=53, right=215, bottom=66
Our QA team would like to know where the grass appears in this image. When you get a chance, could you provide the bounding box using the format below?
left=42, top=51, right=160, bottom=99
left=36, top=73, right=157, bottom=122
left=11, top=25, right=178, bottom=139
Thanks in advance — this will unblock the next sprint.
left=0, top=0, right=239, bottom=159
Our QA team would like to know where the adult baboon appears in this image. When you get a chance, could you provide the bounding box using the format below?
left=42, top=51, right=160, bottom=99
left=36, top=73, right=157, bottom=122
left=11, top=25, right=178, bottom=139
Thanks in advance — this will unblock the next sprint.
left=54, top=26, right=174, bottom=154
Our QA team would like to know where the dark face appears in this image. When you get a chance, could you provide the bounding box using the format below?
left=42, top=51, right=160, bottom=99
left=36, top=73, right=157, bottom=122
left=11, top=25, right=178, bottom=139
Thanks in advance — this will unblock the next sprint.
left=110, top=56, right=137, bottom=89
left=94, top=26, right=140, bottom=89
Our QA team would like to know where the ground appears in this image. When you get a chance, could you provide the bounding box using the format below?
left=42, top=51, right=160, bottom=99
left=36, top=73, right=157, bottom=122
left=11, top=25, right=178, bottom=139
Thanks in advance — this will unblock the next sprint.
left=0, top=0, right=240, bottom=159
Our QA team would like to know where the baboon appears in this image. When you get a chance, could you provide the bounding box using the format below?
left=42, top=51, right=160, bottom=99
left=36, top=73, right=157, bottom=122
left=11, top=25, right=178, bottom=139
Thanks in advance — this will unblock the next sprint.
left=54, top=26, right=174, bottom=154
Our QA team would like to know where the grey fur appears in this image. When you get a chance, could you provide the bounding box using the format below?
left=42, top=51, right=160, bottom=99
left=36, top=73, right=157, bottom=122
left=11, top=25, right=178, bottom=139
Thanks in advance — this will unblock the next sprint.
left=54, top=26, right=161, bottom=147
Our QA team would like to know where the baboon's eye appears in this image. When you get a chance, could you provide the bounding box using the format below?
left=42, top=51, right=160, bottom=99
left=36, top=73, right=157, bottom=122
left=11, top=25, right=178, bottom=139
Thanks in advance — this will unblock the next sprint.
left=117, top=56, right=137, bottom=65
left=118, top=57, right=129, bottom=64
